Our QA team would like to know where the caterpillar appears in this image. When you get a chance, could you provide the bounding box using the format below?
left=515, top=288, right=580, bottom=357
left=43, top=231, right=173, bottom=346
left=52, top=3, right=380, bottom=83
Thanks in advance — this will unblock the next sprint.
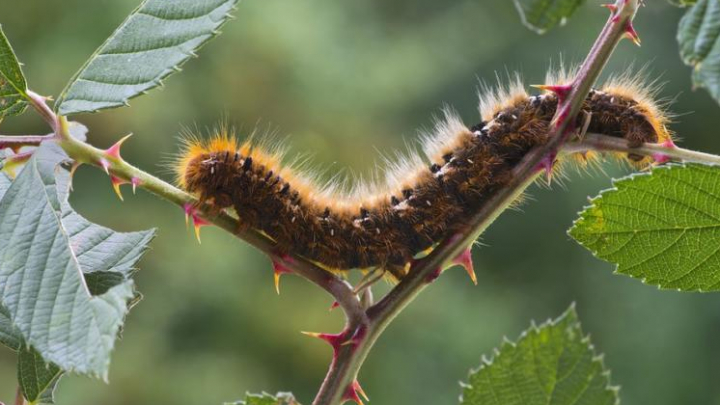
left=174, top=73, right=671, bottom=281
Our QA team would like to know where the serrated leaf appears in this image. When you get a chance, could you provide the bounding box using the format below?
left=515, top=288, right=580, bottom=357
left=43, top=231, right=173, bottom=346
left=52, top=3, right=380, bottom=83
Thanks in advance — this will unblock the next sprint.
left=18, top=346, right=62, bottom=405
left=513, top=0, right=585, bottom=34
left=0, top=25, right=28, bottom=118
left=56, top=0, right=238, bottom=116
left=227, top=392, right=300, bottom=405
left=678, top=0, right=720, bottom=104
left=0, top=142, right=154, bottom=378
left=460, top=305, right=618, bottom=405
left=570, top=163, right=720, bottom=292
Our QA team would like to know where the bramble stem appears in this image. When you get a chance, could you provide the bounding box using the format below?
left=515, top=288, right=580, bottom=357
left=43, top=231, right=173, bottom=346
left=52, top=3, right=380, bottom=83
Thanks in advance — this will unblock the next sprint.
left=309, top=1, right=642, bottom=404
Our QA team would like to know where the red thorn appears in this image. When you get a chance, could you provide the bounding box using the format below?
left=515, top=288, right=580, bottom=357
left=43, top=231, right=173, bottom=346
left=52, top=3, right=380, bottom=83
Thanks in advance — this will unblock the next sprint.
left=530, top=84, right=572, bottom=104
left=272, top=256, right=294, bottom=295
left=601, top=3, right=618, bottom=13
left=110, top=175, right=128, bottom=201
left=182, top=204, right=210, bottom=243
left=192, top=214, right=210, bottom=244
left=131, top=176, right=141, bottom=194
left=342, top=380, right=369, bottom=405
left=452, top=247, right=477, bottom=285
left=536, top=153, right=556, bottom=185
left=301, top=331, right=346, bottom=352
left=329, top=301, right=340, bottom=311
left=105, top=134, right=132, bottom=159
left=624, top=22, right=641, bottom=47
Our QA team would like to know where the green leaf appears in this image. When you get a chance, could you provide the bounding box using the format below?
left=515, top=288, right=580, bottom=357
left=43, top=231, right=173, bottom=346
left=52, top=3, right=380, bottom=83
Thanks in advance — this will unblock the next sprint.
left=0, top=25, right=28, bottom=118
left=18, top=346, right=62, bottom=405
left=227, top=392, right=301, bottom=405
left=512, top=0, right=585, bottom=34
left=460, top=305, right=618, bottom=405
left=0, top=142, right=154, bottom=378
left=56, top=0, right=238, bottom=116
left=678, top=0, right=720, bottom=104
left=570, top=163, right=720, bottom=292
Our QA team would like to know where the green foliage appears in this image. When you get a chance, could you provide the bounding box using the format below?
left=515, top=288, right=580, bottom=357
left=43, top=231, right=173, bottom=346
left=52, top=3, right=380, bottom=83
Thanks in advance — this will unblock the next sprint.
left=228, top=392, right=300, bottom=405
left=56, top=0, right=239, bottom=116
left=570, top=164, right=720, bottom=292
left=0, top=142, right=155, bottom=384
left=512, top=0, right=585, bottom=34
left=0, top=25, right=27, bottom=118
left=678, top=0, right=720, bottom=104
left=18, top=347, right=62, bottom=405
left=460, top=305, right=618, bottom=405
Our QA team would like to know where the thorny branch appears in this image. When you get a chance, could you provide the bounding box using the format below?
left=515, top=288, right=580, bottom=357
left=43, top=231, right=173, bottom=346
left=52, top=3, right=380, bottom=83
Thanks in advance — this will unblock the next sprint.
left=1, top=1, right=698, bottom=404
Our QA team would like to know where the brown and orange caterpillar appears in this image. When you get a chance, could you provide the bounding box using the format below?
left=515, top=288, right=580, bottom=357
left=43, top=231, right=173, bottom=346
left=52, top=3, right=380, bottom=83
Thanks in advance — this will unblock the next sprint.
left=174, top=72, right=671, bottom=281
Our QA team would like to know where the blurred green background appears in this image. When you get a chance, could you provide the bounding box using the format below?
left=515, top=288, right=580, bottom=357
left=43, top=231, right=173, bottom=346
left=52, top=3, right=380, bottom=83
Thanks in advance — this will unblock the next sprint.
left=1, top=0, right=719, bottom=404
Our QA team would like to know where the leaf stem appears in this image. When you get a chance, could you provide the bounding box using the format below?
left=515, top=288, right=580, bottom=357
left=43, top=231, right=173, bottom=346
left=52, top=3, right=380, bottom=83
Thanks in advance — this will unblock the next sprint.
left=0, top=134, right=52, bottom=150
left=566, top=133, right=720, bottom=165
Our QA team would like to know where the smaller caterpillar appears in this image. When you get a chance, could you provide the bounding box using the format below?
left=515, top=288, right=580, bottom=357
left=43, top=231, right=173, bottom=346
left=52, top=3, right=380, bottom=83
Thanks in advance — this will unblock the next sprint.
left=174, top=72, right=672, bottom=281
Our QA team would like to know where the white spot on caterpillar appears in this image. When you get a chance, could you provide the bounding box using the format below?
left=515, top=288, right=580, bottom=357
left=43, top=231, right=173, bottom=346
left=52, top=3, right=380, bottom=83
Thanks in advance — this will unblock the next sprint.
left=393, top=201, right=409, bottom=211
left=330, top=229, right=335, bottom=236
left=210, top=166, right=215, bottom=175
left=426, top=200, right=432, bottom=207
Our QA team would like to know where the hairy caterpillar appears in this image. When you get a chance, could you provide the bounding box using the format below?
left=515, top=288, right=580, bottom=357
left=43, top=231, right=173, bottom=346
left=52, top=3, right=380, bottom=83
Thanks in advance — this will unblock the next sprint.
left=174, top=73, right=671, bottom=280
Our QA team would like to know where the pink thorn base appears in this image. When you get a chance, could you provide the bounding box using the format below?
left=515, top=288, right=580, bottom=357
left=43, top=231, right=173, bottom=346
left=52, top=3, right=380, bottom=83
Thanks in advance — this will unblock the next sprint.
left=652, top=139, right=676, bottom=165
left=452, top=247, right=477, bottom=285
left=183, top=203, right=210, bottom=244
left=342, top=380, right=369, bottom=405
left=272, top=255, right=294, bottom=295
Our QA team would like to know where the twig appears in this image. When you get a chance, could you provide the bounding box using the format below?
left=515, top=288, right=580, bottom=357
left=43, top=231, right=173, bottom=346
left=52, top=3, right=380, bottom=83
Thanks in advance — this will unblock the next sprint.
left=567, top=133, right=720, bottom=165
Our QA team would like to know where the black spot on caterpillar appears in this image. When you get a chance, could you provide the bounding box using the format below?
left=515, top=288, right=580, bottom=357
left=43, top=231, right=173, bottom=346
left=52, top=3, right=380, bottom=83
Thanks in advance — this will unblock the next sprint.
left=175, top=75, right=672, bottom=280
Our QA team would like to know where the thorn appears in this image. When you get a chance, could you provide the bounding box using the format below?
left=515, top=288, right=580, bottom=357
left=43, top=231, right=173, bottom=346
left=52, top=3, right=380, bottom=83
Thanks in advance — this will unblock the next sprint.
left=182, top=203, right=210, bottom=243
left=300, top=331, right=345, bottom=349
left=601, top=3, right=617, bottom=13
left=342, top=380, right=368, bottom=405
left=530, top=84, right=572, bottom=104
left=537, top=153, right=556, bottom=185
left=652, top=139, right=677, bottom=165
left=354, top=381, right=370, bottom=402
left=131, top=177, right=141, bottom=194
left=329, top=301, right=340, bottom=311
left=105, top=133, right=132, bottom=159
left=272, top=255, right=294, bottom=294
left=451, top=247, right=477, bottom=285
left=99, top=158, right=110, bottom=175
left=110, top=175, right=127, bottom=201
left=192, top=214, right=210, bottom=244
left=624, top=22, right=641, bottom=47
